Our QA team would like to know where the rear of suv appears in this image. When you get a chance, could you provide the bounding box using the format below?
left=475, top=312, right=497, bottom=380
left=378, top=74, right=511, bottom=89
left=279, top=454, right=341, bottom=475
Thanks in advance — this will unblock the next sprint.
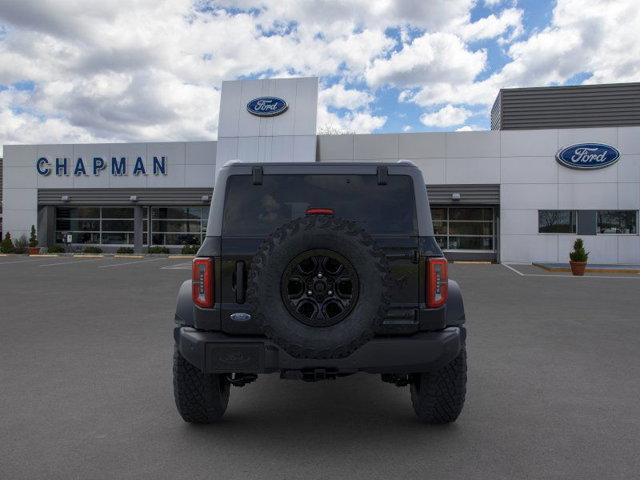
left=173, top=161, right=467, bottom=424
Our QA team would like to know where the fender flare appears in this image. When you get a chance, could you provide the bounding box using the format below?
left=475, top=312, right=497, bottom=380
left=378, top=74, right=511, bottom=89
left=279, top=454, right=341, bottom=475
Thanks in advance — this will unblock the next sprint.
left=446, top=279, right=466, bottom=326
left=174, top=280, right=195, bottom=327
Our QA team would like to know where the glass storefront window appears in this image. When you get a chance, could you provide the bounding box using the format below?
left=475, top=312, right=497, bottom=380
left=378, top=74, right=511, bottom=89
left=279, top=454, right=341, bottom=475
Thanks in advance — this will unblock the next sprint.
left=55, top=206, right=135, bottom=245
left=149, top=206, right=209, bottom=246
left=538, top=210, right=577, bottom=233
left=597, top=210, right=638, bottom=234
left=431, top=207, right=495, bottom=251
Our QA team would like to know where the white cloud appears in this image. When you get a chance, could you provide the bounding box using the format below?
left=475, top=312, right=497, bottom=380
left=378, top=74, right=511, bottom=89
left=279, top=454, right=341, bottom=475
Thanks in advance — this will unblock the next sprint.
left=456, top=125, right=484, bottom=131
left=319, top=84, right=373, bottom=110
left=0, top=0, right=638, bottom=147
left=366, top=32, right=486, bottom=88
left=403, top=0, right=640, bottom=111
left=458, top=7, right=523, bottom=42
left=420, top=105, right=472, bottom=127
left=484, top=0, right=506, bottom=7
left=317, top=105, right=386, bottom=134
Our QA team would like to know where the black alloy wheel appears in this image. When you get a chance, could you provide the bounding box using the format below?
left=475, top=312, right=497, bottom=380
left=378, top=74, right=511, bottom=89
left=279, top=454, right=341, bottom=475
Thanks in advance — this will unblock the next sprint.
left=281, top=249, right=359, bottom=327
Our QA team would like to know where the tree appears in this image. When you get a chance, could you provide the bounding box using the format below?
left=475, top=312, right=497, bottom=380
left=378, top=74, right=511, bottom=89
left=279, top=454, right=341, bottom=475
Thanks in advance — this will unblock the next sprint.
left=317, top=123, right=355, bottom=135
left=1, top=232, right=15, bottom=253
left=29, top=225, right=38, bottom=248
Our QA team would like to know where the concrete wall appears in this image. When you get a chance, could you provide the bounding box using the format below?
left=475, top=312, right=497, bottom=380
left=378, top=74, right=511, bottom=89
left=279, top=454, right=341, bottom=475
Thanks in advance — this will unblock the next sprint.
left=215, top=77, right=317, bottom=176
left=317, top=128, right=640, bottom=264
left=2, top=141, right=216, bottom=240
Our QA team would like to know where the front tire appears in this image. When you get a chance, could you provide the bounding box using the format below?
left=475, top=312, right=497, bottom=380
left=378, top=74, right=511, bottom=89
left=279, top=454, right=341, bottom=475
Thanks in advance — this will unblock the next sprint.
left=410, top=345, right=467, bottom=424
left=173, top=348, right=230, bottom=423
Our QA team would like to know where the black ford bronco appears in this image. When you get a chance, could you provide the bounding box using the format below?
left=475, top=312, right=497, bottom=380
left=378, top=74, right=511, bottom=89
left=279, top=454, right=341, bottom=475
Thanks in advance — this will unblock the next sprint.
left=173, top=161, right=467, bottom=424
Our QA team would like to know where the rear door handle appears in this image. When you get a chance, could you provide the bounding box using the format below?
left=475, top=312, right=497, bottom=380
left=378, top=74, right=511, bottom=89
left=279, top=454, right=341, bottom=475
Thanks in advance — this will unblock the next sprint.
left=235, top=261, right=245, bottom=304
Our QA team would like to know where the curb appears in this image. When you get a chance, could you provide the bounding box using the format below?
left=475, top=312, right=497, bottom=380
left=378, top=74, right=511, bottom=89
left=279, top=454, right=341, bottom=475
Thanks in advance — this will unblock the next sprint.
left=533, top=263, right=640, bottom=275
left=72, top=254, right=104, bottom=258
left=114, top=254, right=145, bottom=259
left=168, top=255, right=194, bottom=259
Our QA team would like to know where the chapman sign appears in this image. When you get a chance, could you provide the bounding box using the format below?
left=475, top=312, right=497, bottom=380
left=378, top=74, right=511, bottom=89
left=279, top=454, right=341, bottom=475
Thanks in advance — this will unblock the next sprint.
left=556, top=143, right=620, bottom=170
left=36, top=156, right=168, bottom=177
left=246, top=96, right=288, bottom=117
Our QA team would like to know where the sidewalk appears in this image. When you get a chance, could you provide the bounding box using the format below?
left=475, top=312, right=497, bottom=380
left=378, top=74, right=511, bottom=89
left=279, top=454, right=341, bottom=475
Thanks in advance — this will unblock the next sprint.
left=533, top=262, right=640, bottom=274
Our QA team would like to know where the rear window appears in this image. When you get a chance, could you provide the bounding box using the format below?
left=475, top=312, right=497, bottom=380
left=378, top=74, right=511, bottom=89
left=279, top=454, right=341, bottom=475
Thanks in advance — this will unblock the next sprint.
left=222, top=174, right=417, bottom=236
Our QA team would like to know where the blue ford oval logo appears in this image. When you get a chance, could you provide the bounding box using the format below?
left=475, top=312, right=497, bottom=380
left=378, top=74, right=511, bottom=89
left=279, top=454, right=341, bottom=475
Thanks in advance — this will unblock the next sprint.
left=247, top=97, right=288, bottom=117
left=556, top=143, right=620, bottom=170
left=230, top=312, right=252, bottom=322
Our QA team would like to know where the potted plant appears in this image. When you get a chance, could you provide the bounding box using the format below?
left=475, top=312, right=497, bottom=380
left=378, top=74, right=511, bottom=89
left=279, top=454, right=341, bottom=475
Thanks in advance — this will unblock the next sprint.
left=13, top=235, right=29, bottom=254
left=569, top=238, right=589, bottom=276
left=28, top=225, right=40, bottom=254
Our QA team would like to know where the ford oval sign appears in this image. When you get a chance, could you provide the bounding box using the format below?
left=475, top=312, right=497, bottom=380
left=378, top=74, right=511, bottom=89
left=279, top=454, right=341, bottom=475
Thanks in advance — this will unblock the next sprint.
left=247, top=97, right=288, bottom=117
left=556, top=143, right=620, bottom=170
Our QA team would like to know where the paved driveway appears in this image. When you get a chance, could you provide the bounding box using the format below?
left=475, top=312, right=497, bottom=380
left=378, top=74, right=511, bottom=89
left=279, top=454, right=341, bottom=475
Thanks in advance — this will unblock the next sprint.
left=1, top=257, right=639, bottom=479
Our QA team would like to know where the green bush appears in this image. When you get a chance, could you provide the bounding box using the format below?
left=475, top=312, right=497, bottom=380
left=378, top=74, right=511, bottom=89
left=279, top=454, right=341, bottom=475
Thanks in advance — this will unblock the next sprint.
left=148, top=246, right=170, bottom=254
left=14, top=235, right=29, bottom=254
left=1, top=233, right=15, bottom=253
left=47, top=244, right=65, bottom=254
left=116, top=247, right=135, bottom=254
left=181, top=244, right=200, bottom=255
left=29, top=225, right=38, bottom=248
left=83, top=246, right=103, bottom=254
left=569, top=238, right=589, bottom=262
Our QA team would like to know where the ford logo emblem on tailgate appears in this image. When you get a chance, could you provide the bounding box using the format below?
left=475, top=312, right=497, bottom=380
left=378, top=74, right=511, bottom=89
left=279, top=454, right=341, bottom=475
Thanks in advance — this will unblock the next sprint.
left=230, top=312, right=252, bottom=322
left=556, top=143, right=620, bottom=170
left=247, top=97, right=288, bottom=117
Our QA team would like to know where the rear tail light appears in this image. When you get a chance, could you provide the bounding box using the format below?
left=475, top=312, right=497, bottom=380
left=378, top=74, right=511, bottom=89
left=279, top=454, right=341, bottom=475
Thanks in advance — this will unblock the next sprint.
left=305, top=208, right=334, bottom=215
left=192, top=257, right=214, bottom=308
left=427, top=257, right=448, bottom=308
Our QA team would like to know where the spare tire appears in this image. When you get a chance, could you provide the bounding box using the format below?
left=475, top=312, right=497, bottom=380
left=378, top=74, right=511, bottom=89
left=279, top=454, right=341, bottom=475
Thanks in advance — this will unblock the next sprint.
left=247, top=215, right=391, bottom=359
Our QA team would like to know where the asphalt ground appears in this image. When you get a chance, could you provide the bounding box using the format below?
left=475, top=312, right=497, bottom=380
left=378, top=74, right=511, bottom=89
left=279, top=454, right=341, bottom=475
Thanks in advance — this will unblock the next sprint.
left=1, top=256, right=639, bottom=479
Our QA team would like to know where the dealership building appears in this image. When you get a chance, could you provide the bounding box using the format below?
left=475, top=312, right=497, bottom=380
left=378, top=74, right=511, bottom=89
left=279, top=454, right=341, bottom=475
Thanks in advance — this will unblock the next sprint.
left=1, top=78, right=639, bottom=263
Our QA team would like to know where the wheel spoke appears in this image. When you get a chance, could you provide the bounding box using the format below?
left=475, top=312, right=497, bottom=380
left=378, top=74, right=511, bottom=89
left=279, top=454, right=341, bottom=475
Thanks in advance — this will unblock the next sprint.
left=282, top=249, right=359, bottom=327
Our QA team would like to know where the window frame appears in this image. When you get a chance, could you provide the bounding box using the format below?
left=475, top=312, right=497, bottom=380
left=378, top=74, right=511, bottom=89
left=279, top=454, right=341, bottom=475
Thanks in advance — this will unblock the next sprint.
left=432, top=206, right=495, bottom=252
left=596, top=210, right=639, bottom=235
left=537, top=210, right=578, bottom=235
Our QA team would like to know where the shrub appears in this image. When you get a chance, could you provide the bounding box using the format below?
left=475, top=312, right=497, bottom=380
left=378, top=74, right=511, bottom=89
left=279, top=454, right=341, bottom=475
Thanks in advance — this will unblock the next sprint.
left=181, top=244, right=200, bottom=255
left=148, top=246, right=170, bottom=254
left=14, top=235, right=29, bottom=254
left=1, top=233, right=15, bottom=253
left=83, top=246, right=103, bottom=254
left=47, top=244, right=65, bottom=254
left=569, top=238, right=589, bottom=262
left=116, top=247, right=135, bottom=254
left=29, top=225, right=38, bottom=248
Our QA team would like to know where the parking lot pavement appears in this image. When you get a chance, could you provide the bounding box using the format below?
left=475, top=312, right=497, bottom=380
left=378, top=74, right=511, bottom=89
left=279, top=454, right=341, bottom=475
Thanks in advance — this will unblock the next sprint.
left=1, top=260, right=639, bottom=479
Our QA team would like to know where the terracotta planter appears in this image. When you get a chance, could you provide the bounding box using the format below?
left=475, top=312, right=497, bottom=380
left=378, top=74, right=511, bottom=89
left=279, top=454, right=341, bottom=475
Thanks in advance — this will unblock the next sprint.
left=28, top=247, right=40, bottom=255
left=569, top=261, right=587, bottom=276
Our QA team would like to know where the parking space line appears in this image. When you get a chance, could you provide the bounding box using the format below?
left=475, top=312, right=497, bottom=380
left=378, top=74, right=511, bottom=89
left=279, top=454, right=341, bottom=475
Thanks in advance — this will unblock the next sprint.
left=39, top=259, right=103, bottom=267
left=0, top=257, right=56, bottom=266
left=161, top=262, right=192, bottom=270
left=98, top=257, right=165, bottom=269
left=502, top=263, right=524, bottom=276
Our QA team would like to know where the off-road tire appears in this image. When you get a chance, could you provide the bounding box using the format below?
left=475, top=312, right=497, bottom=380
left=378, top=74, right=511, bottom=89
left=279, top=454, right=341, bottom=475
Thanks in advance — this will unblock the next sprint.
left=173, top=348, right=230, bottom=423
left=247, top=215, right=391, bottom=359
left=410, top=345, right=467, bottom=424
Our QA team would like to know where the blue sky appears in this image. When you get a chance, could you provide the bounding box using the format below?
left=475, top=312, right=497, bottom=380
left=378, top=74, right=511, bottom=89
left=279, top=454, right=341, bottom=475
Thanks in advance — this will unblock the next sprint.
left=0, top=0, right=638, bottom=150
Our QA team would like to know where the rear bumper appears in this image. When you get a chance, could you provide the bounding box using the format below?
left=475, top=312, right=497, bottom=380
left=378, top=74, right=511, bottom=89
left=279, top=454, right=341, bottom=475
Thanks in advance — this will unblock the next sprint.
left=175, top=326, right=465, bottom=375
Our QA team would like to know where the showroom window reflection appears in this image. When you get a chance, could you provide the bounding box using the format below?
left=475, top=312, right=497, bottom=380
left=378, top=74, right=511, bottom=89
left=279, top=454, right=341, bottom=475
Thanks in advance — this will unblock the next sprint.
left=55, top=206, right=209, bottom=246
left=597, top=210, right=637, bottom=234
left=150, top=206, right=209, bottom=246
